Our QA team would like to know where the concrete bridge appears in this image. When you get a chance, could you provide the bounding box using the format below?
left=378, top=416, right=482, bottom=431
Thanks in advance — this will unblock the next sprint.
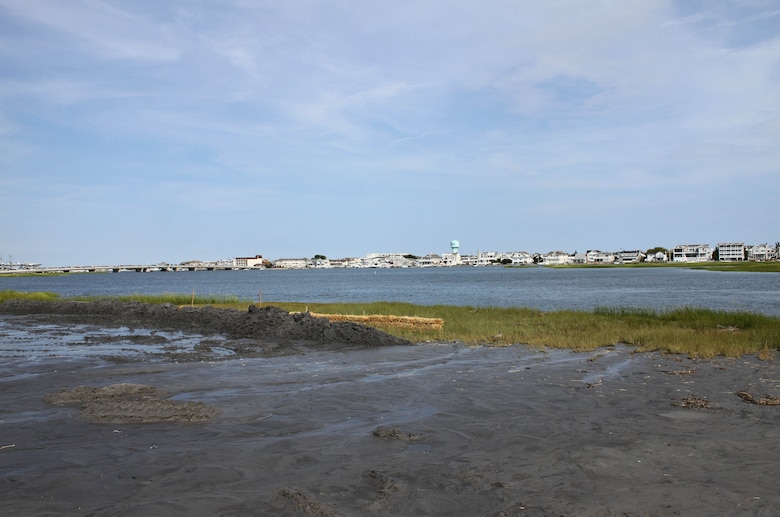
left=0, top=264, right=242, bottom=274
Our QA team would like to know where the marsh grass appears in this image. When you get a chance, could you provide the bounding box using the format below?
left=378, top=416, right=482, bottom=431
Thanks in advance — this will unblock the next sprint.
left=96, top=293, right=251, bottom=306
left=0, top=290, right=250, bottom=307
left=2, top=291, right=778, bottom=357
left=553, top=261, right=780, bottom=273
left=689, top=262, right=780, bottom=273
left=0, top=290, right=61, bottom=302
left=270, top=301, right=780, bottom=357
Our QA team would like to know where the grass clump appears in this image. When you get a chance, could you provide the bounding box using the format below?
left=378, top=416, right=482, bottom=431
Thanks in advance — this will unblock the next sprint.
left=0, top=290, right=61, bottom=302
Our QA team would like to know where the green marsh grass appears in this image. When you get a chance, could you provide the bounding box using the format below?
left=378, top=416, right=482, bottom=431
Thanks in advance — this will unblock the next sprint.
left=550, top=261, right=780, bottom=273
left=0, top=290, right=250, bottom=307
left=0, top=290, right=61, bottom=302
left=270, top=301, right=780, bottom=357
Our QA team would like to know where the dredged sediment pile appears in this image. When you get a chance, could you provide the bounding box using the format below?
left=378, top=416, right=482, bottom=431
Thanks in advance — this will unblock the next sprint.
left=0, top=299, right=413, bottom=349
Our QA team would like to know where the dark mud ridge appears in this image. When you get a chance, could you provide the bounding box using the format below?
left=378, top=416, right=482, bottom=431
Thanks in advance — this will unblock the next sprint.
left=0, top=299, right=412, bottom=349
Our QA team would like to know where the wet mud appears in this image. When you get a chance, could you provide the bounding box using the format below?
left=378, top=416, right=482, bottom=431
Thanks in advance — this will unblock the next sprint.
left=2, top=305, right=780, bottom=516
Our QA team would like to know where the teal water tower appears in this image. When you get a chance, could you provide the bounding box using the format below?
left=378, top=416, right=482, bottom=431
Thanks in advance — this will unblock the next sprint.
left=451, top=240, right=460, bottom=254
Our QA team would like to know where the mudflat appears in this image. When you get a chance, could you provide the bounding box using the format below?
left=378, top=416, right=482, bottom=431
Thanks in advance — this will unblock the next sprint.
left=1, top=304, right=779, bottom=516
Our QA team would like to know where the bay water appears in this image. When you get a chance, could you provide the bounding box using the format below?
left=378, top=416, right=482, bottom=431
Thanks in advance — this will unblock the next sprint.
left=2, top=267, right=779, bottom=316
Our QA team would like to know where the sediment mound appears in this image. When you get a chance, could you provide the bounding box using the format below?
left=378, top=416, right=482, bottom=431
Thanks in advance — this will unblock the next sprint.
left=44, top=383, right=220, bottom=423
left=0, top=299, right=413, bottom=349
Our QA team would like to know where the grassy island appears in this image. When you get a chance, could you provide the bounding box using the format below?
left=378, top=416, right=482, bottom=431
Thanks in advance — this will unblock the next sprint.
left=3, top=290, right=779, bottom=358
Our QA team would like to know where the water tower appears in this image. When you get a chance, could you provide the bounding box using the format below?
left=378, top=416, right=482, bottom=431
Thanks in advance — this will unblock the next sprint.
left=450, top=240, right=461, bottom=265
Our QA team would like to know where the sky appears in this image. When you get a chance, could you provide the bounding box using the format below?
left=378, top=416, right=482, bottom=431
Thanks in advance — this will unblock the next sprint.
left=1, top=0, right=779, bottom=265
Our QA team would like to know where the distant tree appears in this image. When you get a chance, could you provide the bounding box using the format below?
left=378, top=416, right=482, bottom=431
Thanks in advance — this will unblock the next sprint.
left=712, top=248, right=719, bottom=261
left=500, top=258, right=512, bottom=265
left=313, top=254, right=326, bottom=260
left=403, top=254, right=419, bottom=260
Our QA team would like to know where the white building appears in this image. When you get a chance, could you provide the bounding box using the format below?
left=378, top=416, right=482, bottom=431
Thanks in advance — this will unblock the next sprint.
left=718, top=242, right=745, bottom=262
left=273, top=258, right=309, bottom=269
left=586, top=250, right=616, bottom=264
left=476, top=251, right=499, bottom=266
left=363, top=253, right=412, bottom=268
left=541, top=251, right=571, bottom=266
left=646, top=251, right=668, bottom=263
left=672, top=244, right=713, bottom=263
left=615, top=250, right=646, bottom=264
left=460, top=254, right=478, bottom=266
left=747, top=244, right=777, bottom=262
left=440, top=253, right=461, bottom=266
left=417, top=254, right=443, bottom=267
left=508, top=251, right=534, bottom=265
left=234, top=255, right=265, bottom=268
left=311, top=258, right=331, bottom=268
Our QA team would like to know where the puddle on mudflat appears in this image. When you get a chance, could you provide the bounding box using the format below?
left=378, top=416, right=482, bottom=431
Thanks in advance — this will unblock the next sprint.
left=0, top=315, right=233, bottom=363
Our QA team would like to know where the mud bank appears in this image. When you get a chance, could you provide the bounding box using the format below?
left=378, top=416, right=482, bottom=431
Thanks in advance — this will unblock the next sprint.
left=0, top=299, right=412, bottom=352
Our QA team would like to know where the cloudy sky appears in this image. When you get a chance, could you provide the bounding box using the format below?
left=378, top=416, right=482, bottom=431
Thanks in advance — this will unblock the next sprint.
left=1, top=1, right=778, bottom=265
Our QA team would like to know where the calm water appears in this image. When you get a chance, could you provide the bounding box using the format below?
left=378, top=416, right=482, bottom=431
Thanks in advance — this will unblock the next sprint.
left=2, top=267, right=779, bottom=315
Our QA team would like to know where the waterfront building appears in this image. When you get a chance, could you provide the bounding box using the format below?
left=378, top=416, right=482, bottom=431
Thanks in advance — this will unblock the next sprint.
left=615, top=250, right=646, bottom=264
left=311, top=257, right=331, bottom=268
left=747, top=244, right=777, bottom=262
left=417, top=254, right=443, bottom=267
left=440, top=253, right=460, bottom=266
left=234, top=255, right=265, bottom=268
left=505, top=251, right=532, bottom=265
left=273, top=258, right=309, bottom=269
left=586, top=250, right=616, bottom=264
left=460, top=254, right=478, bottom=266
left=541, top=251, right=571, bottom=266
left=718, top=242, right=745, bottom=262
left=672, top=244, right=713, bottom=262
left=476, top=251, right=500, bottom=266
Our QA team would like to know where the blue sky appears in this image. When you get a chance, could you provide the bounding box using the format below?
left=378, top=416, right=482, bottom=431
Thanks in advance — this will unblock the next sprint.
left=1, top=1, right=779, bottom=265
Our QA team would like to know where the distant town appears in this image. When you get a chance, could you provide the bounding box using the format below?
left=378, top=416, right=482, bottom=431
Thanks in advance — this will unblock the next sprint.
left=1, top=240, right=778, bottom=274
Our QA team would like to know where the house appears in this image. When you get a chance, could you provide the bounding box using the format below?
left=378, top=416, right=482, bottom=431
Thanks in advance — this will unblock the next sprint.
left=363, top=253, right=412, bottom=268
left=476, top=251, right=499, bottom=266
left=417, top=254, right=443, bottom=267
left=440, top=253, right=461, bottom=266
left=541, top=251, right=571, bottom=266
left=718, top=242, right=745, bottom=262
left=508, top=251, right=534, bottom=265
left=311, top=258, right=331, bottom=268
left=646, top=251, right=668, bottom=263
left=273, top=258, right=309, bottom=269
left=747, top=244, right=777, bottom=262
left=672, top=244, right=713, bottom=262
left=615, top=250, right=646, bottom=264
left=586, top=250, right=616, bottom=264
left=460, top=254, right=479, bottom=266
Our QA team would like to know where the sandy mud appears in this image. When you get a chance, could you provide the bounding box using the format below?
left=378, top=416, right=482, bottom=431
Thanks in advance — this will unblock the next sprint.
left=1, top=303, right=780, bottom=516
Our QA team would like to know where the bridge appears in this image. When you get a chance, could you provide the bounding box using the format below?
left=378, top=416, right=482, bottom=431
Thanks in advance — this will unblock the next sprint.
left=0, top=264, right=244, bottom=274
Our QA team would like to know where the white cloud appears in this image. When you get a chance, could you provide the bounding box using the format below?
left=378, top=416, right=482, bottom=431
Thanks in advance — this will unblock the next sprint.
left=1, top=0, right=778, bottom=262
left=0, top=0, right=181, bottom=61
